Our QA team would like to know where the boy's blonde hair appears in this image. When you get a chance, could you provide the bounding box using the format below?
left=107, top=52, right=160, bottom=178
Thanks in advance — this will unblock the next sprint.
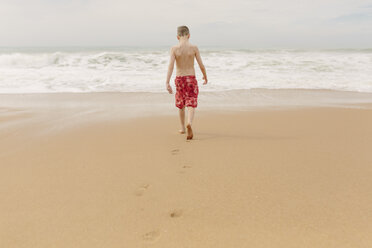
left=177, top=26, right=190, bottom=37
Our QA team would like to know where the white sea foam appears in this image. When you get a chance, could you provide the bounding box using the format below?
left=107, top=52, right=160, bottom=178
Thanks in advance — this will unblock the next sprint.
left=0, top=48, right=371, bottom=93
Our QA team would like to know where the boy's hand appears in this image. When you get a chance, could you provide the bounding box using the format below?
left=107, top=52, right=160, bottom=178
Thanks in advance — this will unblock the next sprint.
left=166, top=83, right=173, bottom=94
left=203, top=76, right=208, bottom=85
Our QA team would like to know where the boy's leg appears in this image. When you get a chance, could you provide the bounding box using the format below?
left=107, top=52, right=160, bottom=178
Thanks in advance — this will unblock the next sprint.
left=187, top=107, right=195, bottom=126
left=186, top=107, right=194, bottom=140
left=184, top=76, right=198, bottom=140
left=178, top=107, right=186, bottom=134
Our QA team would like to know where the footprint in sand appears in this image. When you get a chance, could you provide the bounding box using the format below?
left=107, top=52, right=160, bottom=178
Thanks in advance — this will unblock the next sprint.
left=171, top=149, right=180, bottom=155
left=142, top=229, right=161, bottom=243
left=134, top=184, right=150, bottom=196
left=169, top=209, right=183, bottom=218
left=178, top=164, right=192, bottom=174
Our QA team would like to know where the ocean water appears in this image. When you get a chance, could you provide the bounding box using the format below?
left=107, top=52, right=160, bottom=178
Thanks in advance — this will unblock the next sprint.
left=0, top=47, right=371, bottom=93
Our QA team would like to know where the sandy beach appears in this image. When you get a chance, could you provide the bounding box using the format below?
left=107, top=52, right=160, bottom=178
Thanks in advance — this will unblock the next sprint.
left=1, top=91, right=372, bottom=248
left=2, top=0, right=372, bottom=246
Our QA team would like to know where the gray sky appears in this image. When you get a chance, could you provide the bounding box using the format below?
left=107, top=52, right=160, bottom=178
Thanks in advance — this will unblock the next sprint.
left=0, top=0, right=371, bottom=48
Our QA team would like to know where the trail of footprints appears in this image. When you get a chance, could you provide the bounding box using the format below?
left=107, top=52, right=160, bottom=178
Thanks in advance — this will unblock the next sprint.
left=137, top=147, right=191, bottom=243
left=172, top=148, right=194, bottom=173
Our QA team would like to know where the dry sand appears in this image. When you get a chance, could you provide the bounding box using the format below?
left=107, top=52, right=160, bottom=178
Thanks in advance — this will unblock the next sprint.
left=1, top=93, right=372, bottom=248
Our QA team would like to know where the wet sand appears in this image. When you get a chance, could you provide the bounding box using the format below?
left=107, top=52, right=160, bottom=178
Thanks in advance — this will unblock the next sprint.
left=1, top=91, right=372, bottom=247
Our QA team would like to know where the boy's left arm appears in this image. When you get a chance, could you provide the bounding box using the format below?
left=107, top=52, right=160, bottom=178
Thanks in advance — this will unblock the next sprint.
left=165, top=47, right=176, bottom=94
left=195, top=46, right=207, bottom=85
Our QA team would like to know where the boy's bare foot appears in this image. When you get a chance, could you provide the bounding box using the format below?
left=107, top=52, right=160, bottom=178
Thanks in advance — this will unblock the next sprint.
left=186, top=124, right=193, bottom=140
left=179, top=128, right=185, bottom=134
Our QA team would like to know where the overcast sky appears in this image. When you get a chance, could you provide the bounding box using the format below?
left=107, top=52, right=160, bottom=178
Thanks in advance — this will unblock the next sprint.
left=0, top=0, right=371, bottom=48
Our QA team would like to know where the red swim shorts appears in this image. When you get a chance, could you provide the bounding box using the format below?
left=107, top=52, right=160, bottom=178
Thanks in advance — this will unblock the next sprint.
left=175, top=75, right=199, bottom=109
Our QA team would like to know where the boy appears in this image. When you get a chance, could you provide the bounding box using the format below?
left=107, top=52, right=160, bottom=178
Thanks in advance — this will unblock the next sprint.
left=165, top=25, right=208, bottom=140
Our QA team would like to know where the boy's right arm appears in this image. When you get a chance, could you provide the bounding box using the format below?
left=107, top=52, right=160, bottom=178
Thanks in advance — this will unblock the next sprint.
left=165, top=47, right=176, bottom=94
left=195, top=46, right=208, bottom=85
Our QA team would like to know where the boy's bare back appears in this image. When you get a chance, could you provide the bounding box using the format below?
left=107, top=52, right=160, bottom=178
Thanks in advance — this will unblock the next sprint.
left=170, top=43, right=206, bottom=78
left=172, top=43, right=196, bottom=76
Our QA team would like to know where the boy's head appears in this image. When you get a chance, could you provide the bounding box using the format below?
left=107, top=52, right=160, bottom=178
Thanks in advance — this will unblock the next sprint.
left=177, top=26, right=190, bottom=40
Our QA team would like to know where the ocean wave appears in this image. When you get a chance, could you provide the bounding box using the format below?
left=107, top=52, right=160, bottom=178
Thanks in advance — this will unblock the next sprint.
left=0, top=48, right=371, bottom=93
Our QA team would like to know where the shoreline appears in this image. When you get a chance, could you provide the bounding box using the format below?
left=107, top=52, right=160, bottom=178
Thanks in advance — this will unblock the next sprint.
left=1, top=88, right=371, bottom=138
left=1, top=88, right=371, bottom=110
